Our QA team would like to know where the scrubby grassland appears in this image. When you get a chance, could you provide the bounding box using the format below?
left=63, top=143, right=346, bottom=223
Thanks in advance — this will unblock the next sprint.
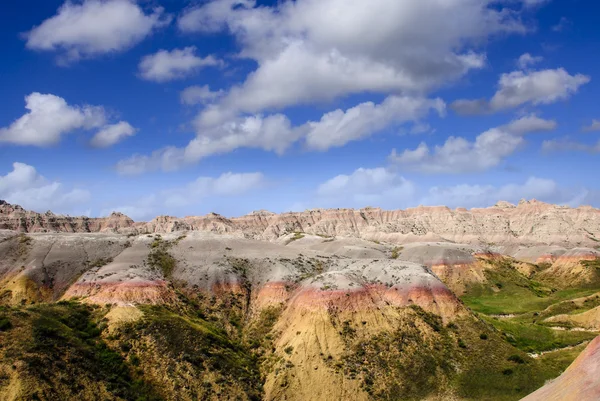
left=0, top=300, right=265, bottom=401
left=332, top=305, right=573, bottom=401
left=111, top=305, right=264, bottom=401
left=0, top=301, right=159, bottom=401
left=460, top=256, right=600, bottom=395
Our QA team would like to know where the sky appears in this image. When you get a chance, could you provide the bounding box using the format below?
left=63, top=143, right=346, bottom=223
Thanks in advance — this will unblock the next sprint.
left=1, top=0, right=599, bottom=221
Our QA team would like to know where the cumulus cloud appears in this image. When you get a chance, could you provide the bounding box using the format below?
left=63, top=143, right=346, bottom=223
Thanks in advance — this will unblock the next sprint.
left=0, top=92, right=135, bottom=147
left=389, top=115, right=556, bottom=173
left=117, top=94, right=443, bottom=174
left=25, top=0, right=171, bottom=63
left=0, top=162, right=90, bottom=213
left=583, top=120, right=600, bottom=132
left=517, top=53, right=543, bottom=69
left=0, top=93, right=106, bottom=146
left=305, top=96, right=445, bottom=150
left=104, top=172, right=266, bottom=220
left=317, top=167, right=415, bottom=209
left=116, top=113, right=300, bottom=174
left=502, top=114, right=557, bottom=135
left=90, top=121, right=136, bottom=148
left=179, top=0, right=530, bottom=121
left=138, top=47, right=221, bottom=82
left=180, top=85, right=224, bottom=105
left=451, top=68, right=590, bottom=115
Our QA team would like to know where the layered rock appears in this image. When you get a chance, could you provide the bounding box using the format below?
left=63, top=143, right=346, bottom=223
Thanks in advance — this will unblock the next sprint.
left=3, top=199, right=600, bottom=246
left=0, top=201, right=137, bottom=233
left=536, top=248, right=600, bottom=287
left=0, top=233, right=131, bottom=305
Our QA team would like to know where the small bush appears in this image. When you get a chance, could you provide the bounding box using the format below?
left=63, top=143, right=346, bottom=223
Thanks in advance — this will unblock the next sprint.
left=479, top=333, right=488, bottom=340
left=508, top=354, right=526, bottom=364
left=0, top=317, right=12, bottom=331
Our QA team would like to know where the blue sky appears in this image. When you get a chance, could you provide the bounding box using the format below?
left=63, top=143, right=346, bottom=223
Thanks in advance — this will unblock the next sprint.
left=1, top=0, right=599, bottom=220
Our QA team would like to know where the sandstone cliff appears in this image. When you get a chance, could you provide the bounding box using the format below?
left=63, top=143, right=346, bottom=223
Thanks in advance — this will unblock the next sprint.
left=2, top=199, right=600, bottom=246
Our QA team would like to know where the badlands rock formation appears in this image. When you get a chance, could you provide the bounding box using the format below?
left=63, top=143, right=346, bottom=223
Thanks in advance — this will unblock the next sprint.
left=2, top=200, right=600, bottom=400
left=2, top=199, right=600, bottom=247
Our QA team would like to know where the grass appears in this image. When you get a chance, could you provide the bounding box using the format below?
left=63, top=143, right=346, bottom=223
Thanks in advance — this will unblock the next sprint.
left=481, top=315, right=596, bottom=353
left=333, top=306, right=564, bottom=401
left=461, top=260, right=600, bottom=315
left=390, top=246, right=403, bottom=259
left=117, top=305, right=264, bottom=400
left=463, top=286, right=600, bottom=315
left=456, top=257, right=600, bottom=399
left=285, top=232, right=305, bottom=245
left=0, top=301, right=160, bottom=400
left=88, top=258, right=113, bottom=268
left=147, top=236, right=177, bottom=278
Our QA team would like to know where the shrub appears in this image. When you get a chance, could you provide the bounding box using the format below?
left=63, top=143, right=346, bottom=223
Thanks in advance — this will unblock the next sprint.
left=508, top=354, right=526, bottom=364
left=0, top=317, right=12, bottom=331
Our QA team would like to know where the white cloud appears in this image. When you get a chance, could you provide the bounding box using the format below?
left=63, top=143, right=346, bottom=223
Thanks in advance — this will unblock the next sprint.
left=317, top=167, right=415, bottom=208
left=180, top=85, right=224, bottom=105
left=179, top=0, right=529, bottom=120
left=116, top=114, right=300, bottom=174
left=451, top=68, right=590, bottom=115
left=90, top=121, right=136, bottom=148
left=583, top=120, right=600, bottom=132
left=0, top=93, right=106, bottom=146
left=138, top=47, right=221, bottom=82
left=421, top=177, right=568, bottom=209
left=502, top=114, right=557, bottom=135
left=103, top=172, right=265, bottom=220
left=0, top=162, right=90, bottom=213
left=305, top=96, right=445, bottom=150
left=117, top=94, right=443, bottom=174
left=389, top=115, right=556, bottom=173
left=542, top=138, right=600, bottom=153
left=517, top=53, right=543, bottom=69
left=25, top=0, right=171, bottom=63
left=491, top=69, right=589, bottom=109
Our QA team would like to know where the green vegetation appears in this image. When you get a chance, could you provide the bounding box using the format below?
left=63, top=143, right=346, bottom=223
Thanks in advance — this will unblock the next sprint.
left=0, top=301, right=159, bottom=400
left=390, top=246, right=403, bottom=259
left=244, top=306, right=282, bottom=353
left=461, top=259, right=600, bottom=315
left=582, top=259, right=600, bottom=269
left=115, top=305, right=263, bottom=400
left=147, top=236, right=177, bottom=278
left=0, top=315, right=12, bottom=331
left=88, top=257, right=113, bottom=268
left=16, top=234, right=32, bottom=257
left=454, top=256, right=600, bottom=399
left=333, top=305, right=566, bottom=401
left=285, top=232, right=305, bottom=245
left=480, top=316, right=596, bottom=354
